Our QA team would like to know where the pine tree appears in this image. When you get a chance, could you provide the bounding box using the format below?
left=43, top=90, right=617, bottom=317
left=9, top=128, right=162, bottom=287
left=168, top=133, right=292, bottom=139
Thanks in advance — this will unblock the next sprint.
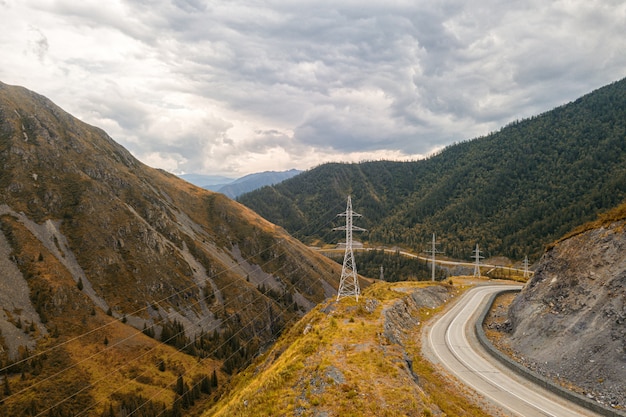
left=211, top=369, right=218, bottom=388
left=200, top=375, right=211, bottom=394
left=175, top=374, right=184, bottom=396
left=171, top=398, right=182, bottom=417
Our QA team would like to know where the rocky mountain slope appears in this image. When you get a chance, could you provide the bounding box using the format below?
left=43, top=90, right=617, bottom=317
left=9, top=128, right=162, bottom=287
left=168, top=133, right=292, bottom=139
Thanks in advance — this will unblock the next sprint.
left=507, top=203, right=626, bottom=410
left=0, top=81, right=344, bottom=416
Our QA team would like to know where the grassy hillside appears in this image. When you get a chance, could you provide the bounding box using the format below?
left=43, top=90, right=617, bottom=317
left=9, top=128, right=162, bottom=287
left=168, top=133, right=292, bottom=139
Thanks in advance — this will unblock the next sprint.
left=240, top=78, right=626, bottom=261
left=205, top=280, right=492, bottom=417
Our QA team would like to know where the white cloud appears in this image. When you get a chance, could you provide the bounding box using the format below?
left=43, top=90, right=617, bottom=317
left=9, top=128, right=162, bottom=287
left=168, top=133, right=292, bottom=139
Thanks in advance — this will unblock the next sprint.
left=1, top=0, right=625, bottom=176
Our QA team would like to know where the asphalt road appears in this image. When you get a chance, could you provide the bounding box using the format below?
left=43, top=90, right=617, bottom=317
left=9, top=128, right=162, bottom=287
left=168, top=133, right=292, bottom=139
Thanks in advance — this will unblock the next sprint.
left=422, top=284, right=605, bottom=417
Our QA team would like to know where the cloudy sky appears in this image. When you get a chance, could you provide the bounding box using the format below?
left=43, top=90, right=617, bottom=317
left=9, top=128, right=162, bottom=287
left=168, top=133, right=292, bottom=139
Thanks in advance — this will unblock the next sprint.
left=1, top=0, right=625, bottom=177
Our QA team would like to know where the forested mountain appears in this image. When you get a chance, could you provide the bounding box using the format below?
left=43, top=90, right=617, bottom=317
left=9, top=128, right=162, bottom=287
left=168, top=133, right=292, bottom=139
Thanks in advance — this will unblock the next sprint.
left=239, top=78, right=626, bottom=261
left=0, top=81, right=343, bottom=416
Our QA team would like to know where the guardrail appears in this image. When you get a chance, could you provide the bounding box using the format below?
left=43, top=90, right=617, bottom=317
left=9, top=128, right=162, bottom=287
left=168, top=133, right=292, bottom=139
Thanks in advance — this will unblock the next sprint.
left=475, top=288, right=625, bottom=417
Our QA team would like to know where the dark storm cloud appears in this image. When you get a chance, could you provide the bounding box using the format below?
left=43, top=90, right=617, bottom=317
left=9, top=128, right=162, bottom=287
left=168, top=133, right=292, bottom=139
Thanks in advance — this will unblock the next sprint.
left=1, top=0, right=625, bottom=175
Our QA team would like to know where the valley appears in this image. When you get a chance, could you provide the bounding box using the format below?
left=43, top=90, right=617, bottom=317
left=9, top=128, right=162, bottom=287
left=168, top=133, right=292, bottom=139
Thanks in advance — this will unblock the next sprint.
left=0, top=77, right=624, bottom=416
left=0, top=81, right=343, bottom=416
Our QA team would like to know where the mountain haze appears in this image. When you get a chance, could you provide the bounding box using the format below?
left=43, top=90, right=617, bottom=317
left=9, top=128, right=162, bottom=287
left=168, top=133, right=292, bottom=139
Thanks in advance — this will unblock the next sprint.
left=180, top=170, right=302, bottom=198
left=179, top=173, right=235, bottom=191
left=0, top=81, right=344, bottom=416
left=219, top=169, right=301, bottom=199
left=239, top=78, right=626, bottom=262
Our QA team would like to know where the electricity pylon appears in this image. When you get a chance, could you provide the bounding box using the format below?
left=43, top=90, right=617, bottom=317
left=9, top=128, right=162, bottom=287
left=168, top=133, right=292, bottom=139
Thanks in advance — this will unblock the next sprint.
left=425, top=233, right=442, bottom=281
left=334, top=196, right=366, bottom=301
left=472, top=243, right=484, bottom=277
left=523, top=256, right=530, bottom=278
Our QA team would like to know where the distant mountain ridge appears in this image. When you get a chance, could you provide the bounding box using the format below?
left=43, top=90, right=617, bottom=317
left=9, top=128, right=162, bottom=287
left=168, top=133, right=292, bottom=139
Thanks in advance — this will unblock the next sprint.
left=180, top=169, right=302, bottom=198
left=239, top=77, right=626, bottom=261
left=179, top=173, right=235, bottom=190
left=220, top=169, right=302, bottom=198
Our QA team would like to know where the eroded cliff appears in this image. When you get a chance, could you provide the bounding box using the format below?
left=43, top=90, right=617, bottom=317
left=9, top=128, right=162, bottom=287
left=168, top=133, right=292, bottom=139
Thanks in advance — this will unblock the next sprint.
left=508, top=216, right=626, bottom=409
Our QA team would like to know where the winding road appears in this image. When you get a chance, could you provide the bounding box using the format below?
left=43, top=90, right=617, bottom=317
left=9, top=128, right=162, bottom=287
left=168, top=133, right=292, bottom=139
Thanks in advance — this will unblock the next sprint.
left=422, top=284, right=604, bottom=417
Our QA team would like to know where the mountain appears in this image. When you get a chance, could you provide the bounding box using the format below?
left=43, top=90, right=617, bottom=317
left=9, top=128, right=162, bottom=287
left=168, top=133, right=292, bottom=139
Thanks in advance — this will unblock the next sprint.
left=219, top=169, right=301, bottom=199
left=180, top=170, right=302, bottom=198
left=239, top=78, right=626, bottom=261
left=178, top=174, right=235, bottom=191
left=506, top=201, right=626, bottom=410
left=0, top=81, right=343, bottom=416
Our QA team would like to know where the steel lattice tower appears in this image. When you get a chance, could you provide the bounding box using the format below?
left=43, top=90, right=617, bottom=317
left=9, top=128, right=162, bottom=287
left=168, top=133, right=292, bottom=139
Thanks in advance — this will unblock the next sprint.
left=472, top=243, right=484, bottom=277
left=425, top=233, right=442, bottom=281
left=334, top=196, right=366, bottom=301
left=523, top=256, right=530, bottom=278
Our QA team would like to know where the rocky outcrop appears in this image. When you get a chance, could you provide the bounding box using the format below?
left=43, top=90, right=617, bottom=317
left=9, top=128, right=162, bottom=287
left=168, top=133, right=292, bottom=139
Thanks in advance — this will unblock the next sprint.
left=508, top=219, right=626, bottom=410
left=381, top=285, right=456, bottom=387
left=383, top=285, right=453, bottom=345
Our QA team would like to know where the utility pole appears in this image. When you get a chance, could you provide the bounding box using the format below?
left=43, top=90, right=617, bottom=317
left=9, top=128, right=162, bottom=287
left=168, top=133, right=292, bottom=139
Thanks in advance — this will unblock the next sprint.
left=472, top=244, right=484, bottom=278
left=334, top=196, right=366, bottom=301
left=523, top=256, right=530, bottom=278
left=425, top=233, right=442, bottom=281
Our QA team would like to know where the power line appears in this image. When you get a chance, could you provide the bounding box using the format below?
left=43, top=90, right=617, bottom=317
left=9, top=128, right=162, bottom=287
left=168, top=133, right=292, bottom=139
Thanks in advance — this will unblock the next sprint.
left=6, top=200, right=346, bottom=415
left=1, top=198, right=345, bottom=378
left=129, top=263, right=318, bottom=417
left=71, top=260, right=296, bottom=417
left=118, top=250, right=337, bottom=417
left=41, top=250, right=316, bottom=417
left=24, top=253, right=291, bottom=416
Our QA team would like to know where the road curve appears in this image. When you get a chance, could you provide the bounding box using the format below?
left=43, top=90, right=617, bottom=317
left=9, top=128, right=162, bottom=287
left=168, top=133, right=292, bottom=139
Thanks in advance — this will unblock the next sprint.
left=422, top=284, right=604, bottom=417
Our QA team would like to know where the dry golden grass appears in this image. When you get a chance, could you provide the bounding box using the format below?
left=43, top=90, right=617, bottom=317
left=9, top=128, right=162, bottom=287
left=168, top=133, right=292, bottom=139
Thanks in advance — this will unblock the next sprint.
left=205, top=280, right=494, bottom=417
left=0, top=214, right=223, bottom=416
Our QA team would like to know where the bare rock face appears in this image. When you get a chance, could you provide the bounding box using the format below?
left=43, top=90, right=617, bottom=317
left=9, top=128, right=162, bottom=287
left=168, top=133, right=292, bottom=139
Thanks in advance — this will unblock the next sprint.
left=508, top=220, right=626, bottom=409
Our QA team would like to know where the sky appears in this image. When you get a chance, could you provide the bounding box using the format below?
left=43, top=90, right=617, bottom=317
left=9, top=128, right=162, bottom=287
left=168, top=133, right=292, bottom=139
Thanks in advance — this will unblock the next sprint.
left=1, top=0, right=625, bottom=178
